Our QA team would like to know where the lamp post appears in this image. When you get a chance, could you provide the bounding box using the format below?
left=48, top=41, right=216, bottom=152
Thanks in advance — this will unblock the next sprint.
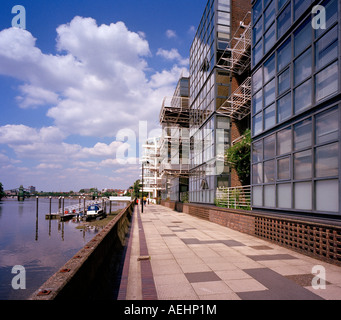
left=141, top=160, right=149, bottom=213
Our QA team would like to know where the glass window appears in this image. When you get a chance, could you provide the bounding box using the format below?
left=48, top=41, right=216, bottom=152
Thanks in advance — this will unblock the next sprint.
left=252, top=163, right=263, bottom=184
left=294, top=79, right=312, bottom=114
left=278, top=67, right=290, bottom=95
left=315, top=61, right=338, bottom=101
left=264, top=104, right=276, bottom=130
left=253, top=18, right=262, bottom=44
left=294, top=48, right=312, bottom=85
left=264, top=24, right=275, bottom=53
left=264, top=54, right=275, bottom=83
left=252, top=186, right=263, bottom=206
left=278, top=157, right=290, bottom=180
left=264, top=79, right=275, bottom=107
left=277, top=38, right=291, bottom=72
left=315, top=0, right=338, bottom=38
left=294, top=18, right=312, bottom=57
left=253, top=0, right=262, bottom=23
left=277, top=183, right=292, bottom=208
left=252, top=67, right=263, bottom=92
left=253, top=90, right=263, bottom=114
left=277, top=127, right=291, bottom=155
left=294, top=0, right=312, bottom=21
left=264, top=0, right=275, bottom=30
left=315, top=25, right=338, bottom=70
left=315, top=142, right=339, bottom=177
left=294, top=119, right=312, bottom=150
left=277, top=3, right=291, bottom=39
left=294, top=182, right=312, bottom=210
left=264, top=185, right=275, bottom=207
left=278, top=0, right=289, bottom=11
left=277, top=92, right=292, bottom=122
left=252, top=140, right=263, bottom=163
left=315, top=107, right=339, bottom=144
left=253, top=113, right=263, bottom=136
left=316, top=180, right=339, bottom=212
left=294, top=150, right=312, bottom=179
left=264, top=134, right=275, bottom=160
left=253, top=41, right=263, bottom=66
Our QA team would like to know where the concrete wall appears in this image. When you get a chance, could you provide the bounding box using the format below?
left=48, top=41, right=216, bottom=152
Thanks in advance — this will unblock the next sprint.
left=30, top=201, right=134, bottom=300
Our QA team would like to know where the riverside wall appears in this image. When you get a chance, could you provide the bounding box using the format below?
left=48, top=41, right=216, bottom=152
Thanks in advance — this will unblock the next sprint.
left=30, top=201, right=134, bottom=300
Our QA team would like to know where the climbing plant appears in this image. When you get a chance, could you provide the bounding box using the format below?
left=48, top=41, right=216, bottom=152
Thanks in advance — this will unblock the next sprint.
left=225, top=129, right=251, bottom=185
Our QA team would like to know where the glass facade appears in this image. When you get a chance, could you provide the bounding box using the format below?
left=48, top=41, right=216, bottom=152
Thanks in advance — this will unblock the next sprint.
left=251, top=0, right=340, bottom=215
left=189, top=0, right=231, bottom=203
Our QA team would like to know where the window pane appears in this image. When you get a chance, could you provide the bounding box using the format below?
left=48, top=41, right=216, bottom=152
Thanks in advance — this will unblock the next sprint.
left=264, top=104, right=276, bottom=130
left=264, top=79, right=275, bottom=107
left=294, top=0, right=312, bottom=21
left=277, top=38, right=291, bottom=71
left=278, top=157, right=290, bottom=180
left=277, top=127, right=291, bottom=155
left=316, top=180, right=339, bottom=212
left=294, top=182, right=312, bottom=210
left=294, top=48, right=312, bottom=85
left=315, top=0, right=338, bottom=38
left=294, top=79, right=312, bottom=113
left=252, top=140, right=263, bottom=163
left=264, top=0, right=275, bottom=30
left=278, top=183, right=292, bottom=208
left=253, top=90, right=263, bottom=114
left=315, top=143, right=339, bottom=177
left=264, top=160, right=275, bottom=183
left=315, top=61, right=338, bottom=102
left=252, top=163, right=263, bottom=184
left=316, top=107, right=339, bottom=144
left=277, top=4, right=291, bottom=39
left=253, top=18, right=262, bottom=44
left=315, top=26, right=338, bottom=70
left=277, top=92, right=292, bottom=122
left=264, top=185, right=275, bottom=207
left=253, top=113, right=263, bottom=136
left=253, top=41, right=263, bottom=66
left=294, top=18, right=312, bottom=57
left=264, top=134, right=275, bottom=160
left=252, top=186, right=263, bottom=206
left=294, top=119, right=312, bottom=150
left=264, top=24, right=275, bottom=53
left=278, top=0, right=289, bottom=11
left=294, top=150, right=312, bottom=179
left=278, top=67, right=290, bottom=95
left=264, top=54, right=275, bottom=83
left=252, top=67, right=263, bottom=92
left=253, top=0, right=262, bottom=23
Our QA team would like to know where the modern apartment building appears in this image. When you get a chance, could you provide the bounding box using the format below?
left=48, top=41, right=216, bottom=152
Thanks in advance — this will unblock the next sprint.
left=188, top=0, right=251, bottom=204
left=250, top=0, right=340, bottom=216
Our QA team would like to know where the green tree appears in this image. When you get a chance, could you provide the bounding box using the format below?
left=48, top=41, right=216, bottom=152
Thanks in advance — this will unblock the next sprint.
left=225, top=129, right=251, bottom=185
left=0, top=182, right=6, bottom=200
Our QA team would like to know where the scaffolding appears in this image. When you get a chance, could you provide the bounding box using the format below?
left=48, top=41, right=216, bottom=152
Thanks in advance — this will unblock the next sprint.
left=217, top=76, right=251, bottom=120
left=159, top=96, right=190, bottom=126
left=217, top=12, right=251, bottom=75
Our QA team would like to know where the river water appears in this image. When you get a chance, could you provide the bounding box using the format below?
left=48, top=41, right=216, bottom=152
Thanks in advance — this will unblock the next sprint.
left=0, top=197, right=126, bottom=300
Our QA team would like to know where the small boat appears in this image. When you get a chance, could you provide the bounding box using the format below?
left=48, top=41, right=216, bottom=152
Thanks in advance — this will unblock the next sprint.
left=86, top=204, right=104, bottom=220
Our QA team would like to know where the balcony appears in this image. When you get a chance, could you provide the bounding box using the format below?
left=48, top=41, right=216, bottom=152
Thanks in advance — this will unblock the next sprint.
left=159, top=96, right=190, bottom=126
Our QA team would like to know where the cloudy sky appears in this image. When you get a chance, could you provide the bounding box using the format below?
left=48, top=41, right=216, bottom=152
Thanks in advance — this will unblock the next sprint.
left=0, top=0, right=204, bottom=192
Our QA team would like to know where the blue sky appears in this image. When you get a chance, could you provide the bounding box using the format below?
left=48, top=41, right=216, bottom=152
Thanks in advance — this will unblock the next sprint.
left=0, top=0, right=204, bottom=192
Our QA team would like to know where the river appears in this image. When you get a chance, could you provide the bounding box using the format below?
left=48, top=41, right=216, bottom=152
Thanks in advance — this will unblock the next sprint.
left=0, top=197, right=126, bottom=300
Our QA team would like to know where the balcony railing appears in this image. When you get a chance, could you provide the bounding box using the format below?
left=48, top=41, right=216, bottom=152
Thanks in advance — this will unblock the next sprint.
left=215, top=185, right=251, bottom=210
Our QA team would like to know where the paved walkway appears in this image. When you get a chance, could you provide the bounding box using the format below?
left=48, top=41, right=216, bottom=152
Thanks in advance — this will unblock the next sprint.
left=118, top=204, right=341, bottom=300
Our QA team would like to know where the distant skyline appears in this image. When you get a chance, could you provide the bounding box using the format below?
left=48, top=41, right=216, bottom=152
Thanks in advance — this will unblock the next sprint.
left=0, top=0, right=205, bottom=191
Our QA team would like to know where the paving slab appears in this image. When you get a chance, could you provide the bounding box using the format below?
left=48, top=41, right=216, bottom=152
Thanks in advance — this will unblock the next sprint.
left=118, top=204, right=341, bottom=300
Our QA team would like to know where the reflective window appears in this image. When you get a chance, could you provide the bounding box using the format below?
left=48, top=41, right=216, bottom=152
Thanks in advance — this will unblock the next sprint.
left=277, top=127, right=291, bottom=155
left=253, top=18, right=262, bottom=44
left=252, top=140, right=263, bottom=163
left=264, top=103, right=276, bottom=130
left=294, top=119, right=312, bottom=150
left=264, top=79, right=275, bottom=107
left=294, top=18, right=312, bottom=57
left=277, top=92, right=291, bottom=123
left=277, top=38, right=291, bottom=71
left=294, top=150, right=312, bottom=179
left=315, top=26, right=338, bottom=70
left=294, top=182, right=312, bottom=210
left=253, top=0, right=262, bottom=23
left=294, top=48, right=312, bottom=85
left=277, top=183, right=292, bottom=208
left=277, top=4, right=291, bottom=39
left=278, top=67, right=290, bottom=95
left=252, top=163, right=263, bottom=184
left=316, top=180, right=339, bottom=212
left=315, top=143, right=339, bottom=177
left=264, top=0, right=275, bottom=30
left=264, top=134, right=275, bottom=160
left=315, top=61, right=338, bottom=101
left=252, top=67, right=263, bottom=92
left=294, top=79, right=312, bottom=114
left=294, top=0, right=312, bottom=21
left=253, top=90, right=263, bottom=114
left=264, top=54, right=275, bottom=83
left=278, top=157, right=290, bottom=180
left=315, top=107, right=339, bottom=144
left=253, top=41, right=263, bottom=66
left=253, top=113, right=263, bottom=136
left=264, top=161, right=275, bottom=184
left=264, top=24, right=275, bottom=53
left=315, top=0, right=338, bottom=38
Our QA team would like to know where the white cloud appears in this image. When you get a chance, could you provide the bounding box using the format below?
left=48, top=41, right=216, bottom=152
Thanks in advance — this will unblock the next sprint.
left=166, top=29, right=177, bottom=39
left=156, top=48, right=189, bottom=66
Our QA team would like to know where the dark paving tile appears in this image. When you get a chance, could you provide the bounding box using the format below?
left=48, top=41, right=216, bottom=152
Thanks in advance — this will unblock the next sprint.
left=185, top=271, right=221, bottom=283
left=220, top=240, right=246, bottom=247
left=161, top=234, right=177, bottom=237
left=181, top=238, right=201, bottom=244
left=250, top=245, right=274, bottom=250
left=239, top=268, right=323, bottom=300
left=247, top=254, right=298, bottom=261
left=285, top=274, right=330, bottom=287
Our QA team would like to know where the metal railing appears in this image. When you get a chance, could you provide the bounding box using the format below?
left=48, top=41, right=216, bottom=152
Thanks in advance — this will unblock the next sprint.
left=215, top=185, right=251, bottom=210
